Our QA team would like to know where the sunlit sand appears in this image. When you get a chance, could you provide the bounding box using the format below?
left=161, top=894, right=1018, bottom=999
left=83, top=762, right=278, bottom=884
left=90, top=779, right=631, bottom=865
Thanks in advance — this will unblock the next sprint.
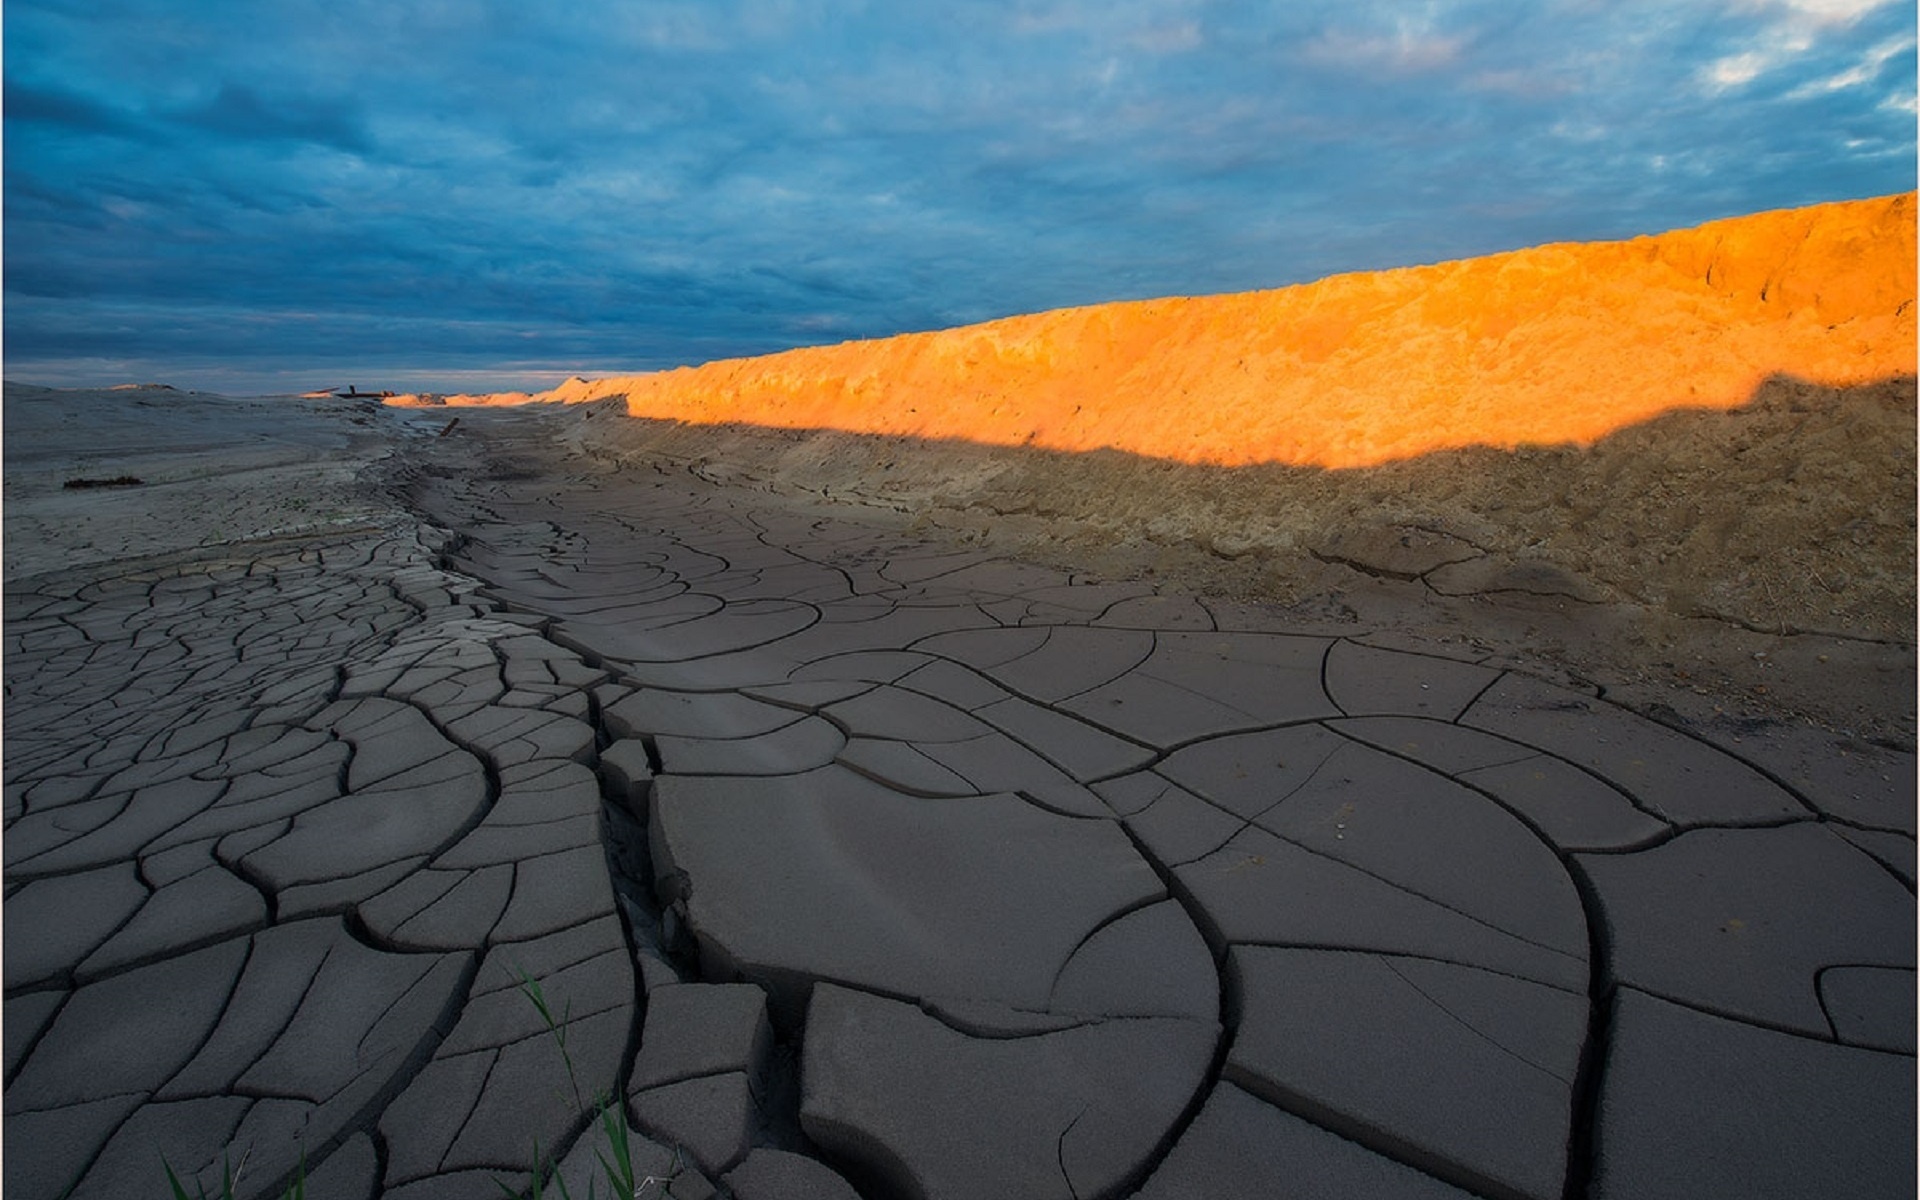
left=405, top=193, right=1914, bottom=470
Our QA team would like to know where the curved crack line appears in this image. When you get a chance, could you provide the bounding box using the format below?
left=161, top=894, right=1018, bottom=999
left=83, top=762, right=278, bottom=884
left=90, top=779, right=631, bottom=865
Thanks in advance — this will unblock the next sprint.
left=1218, top=1063, right=1535, bottom=1200
left=1259, top=824, right=1590, bottom=971
left=914, top=1004, right=1101, bottom=1043
left=1043, top=891, right=1172, bottom=1012
left=1153, top=730, right=1348, bottom=862
left=132, top=932, right=261, bottom=1105
left=1465, top=670, right=1822, bottom=823
left=593, top=601, right=828, bottom=669
left=1228, top=937, right=1589, bottom=996
left=1101, top=777, right=1235, bottom=1195
left=1607, top=982, right=1911, bottom=1050
left=1079, top=701, right=1345, bottom=762
left=1, top=988, right=72, bottom=1091
left=12, top=1089, right=154, bottom=1200
left=1321, top=721, right=1677, bottom=851
left=829, top=744, right=977, bottom=800
left=1132, top=655, right=1337, bottom=730
left=1559, top=843, right=1615, bottom=1200
left=1377, top=955, right=1576, bottom=1085
left=1044, top=631, right=1163, bottom=710
left=1332, top=631, right=1511, bottom=678
left=1057, top=1103, right=1090, bottom=1200
left=884, top=657, right=1161, bottom=782
left=1329, top=713, right=1540, bottom=774
left=1173, top=758, right=1592, bottom=980
left=1827, top=831, right=1918, bottom=896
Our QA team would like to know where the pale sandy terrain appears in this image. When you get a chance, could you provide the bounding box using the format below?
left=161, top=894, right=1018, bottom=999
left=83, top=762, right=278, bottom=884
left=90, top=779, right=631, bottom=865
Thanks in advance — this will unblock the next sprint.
left=499, top=193, right=1912, bottom=469
left=2, top=384, right=439, bottom=580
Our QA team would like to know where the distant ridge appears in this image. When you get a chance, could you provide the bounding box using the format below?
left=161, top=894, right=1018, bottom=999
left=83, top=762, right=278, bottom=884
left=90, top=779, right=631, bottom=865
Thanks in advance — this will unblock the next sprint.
left=483, top=194, right=1915, bottom=469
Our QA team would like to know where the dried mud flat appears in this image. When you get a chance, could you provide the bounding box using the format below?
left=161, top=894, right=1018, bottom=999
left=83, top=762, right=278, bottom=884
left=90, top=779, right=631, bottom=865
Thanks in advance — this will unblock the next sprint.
left=4, top=382, right=1913, bottom=1200
left=554, top=372, right=1917, bottom=750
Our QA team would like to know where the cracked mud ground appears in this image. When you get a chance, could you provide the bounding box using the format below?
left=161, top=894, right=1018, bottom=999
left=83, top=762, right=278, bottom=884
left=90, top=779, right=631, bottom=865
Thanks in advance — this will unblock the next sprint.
left=5, top=394, right=1914, bottom=1200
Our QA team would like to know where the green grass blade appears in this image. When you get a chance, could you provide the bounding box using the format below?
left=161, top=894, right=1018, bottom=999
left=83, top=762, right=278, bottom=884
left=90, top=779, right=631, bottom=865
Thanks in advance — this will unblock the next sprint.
left=161, top=1158, right=200, bottom=1200
left=285, top=1148, right=307, bottom=1200
left=594, top=1102, right=639, bottom=1198
left=514, top=964, right=584, bottom=1108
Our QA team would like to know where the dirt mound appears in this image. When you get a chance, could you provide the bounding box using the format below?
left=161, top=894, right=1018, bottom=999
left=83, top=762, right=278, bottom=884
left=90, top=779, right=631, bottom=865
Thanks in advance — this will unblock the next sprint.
left=534, top=193, right=1912, bottom=470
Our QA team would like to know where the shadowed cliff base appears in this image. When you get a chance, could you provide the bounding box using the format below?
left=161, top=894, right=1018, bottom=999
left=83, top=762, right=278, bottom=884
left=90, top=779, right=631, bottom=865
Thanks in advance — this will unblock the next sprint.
left=393, top=194, right=1913, bottom=743
left=538, top=370, right=1914, bottom=745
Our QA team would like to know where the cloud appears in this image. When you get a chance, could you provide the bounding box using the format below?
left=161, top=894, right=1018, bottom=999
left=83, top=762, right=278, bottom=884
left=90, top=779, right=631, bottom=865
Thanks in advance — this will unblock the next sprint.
left=1702, top=0, right=1905, bottom=92
left=1741, top=0, right=1896, bottom=24
left=1301, top=22, right=1468, bottom=74
left=176, top=84, right=371, bottom=153
left=1130, top=20, right=1203, bottom=53
left=2, top=79, right=146, bottom=138
left=3, top=0, right=1913, bottom=394
left=1789, top=32, right=1915, bottom=93
left=1705, top=49, right=1775, bottom=89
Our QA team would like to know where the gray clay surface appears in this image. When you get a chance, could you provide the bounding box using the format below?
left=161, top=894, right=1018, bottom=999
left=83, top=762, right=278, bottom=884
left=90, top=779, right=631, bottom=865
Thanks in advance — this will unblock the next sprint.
left=4, top=400, right=1911, bottom=1199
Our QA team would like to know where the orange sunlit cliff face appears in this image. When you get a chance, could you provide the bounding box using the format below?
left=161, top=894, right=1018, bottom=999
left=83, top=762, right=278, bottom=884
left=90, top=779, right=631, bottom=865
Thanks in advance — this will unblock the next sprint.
left=481, top=193, right=1914, bottom=469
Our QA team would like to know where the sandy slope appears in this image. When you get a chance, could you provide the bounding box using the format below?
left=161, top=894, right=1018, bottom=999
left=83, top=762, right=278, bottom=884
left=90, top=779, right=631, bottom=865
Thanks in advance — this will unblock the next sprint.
left=478, top=193, right=1914, bottom=470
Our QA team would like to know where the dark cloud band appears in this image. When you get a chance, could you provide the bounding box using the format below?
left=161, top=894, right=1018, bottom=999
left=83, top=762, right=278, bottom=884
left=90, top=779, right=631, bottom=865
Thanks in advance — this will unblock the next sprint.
left=5, top=0, right=1913, bottom=393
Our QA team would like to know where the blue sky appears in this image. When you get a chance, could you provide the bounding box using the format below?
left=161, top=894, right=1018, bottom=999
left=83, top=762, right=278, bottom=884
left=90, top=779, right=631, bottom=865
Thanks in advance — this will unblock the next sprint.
left=5, top=0, right=1914, bottom=395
